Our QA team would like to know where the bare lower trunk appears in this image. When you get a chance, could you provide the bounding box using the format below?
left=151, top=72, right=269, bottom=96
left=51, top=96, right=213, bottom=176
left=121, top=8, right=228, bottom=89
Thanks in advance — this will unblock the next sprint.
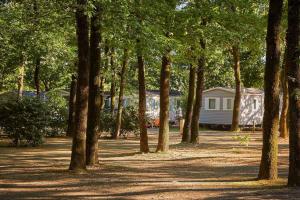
left=182, top=65, right=196, bottom=143
left=67, top=75, right=77, bottom=137
left=286, top=0, right=300, bottom=187
left=258, top=0, right=283, bottom=180
left=190, top=46, right=205, bottom=144
left=114, top=48, right=129, bottom=138
left=17, top=61, right=25, bottom=100
left=156, top=52, right=171, bottom=152
left=231, top=45, right=241, bottom=132
left=34, top=57, right=41, bottom=96
left=137, top=41, right=149, bottom=153
left=86, top=4, right=102, bottom=166
left=69, top=0, right=90, bottom=171
left=279, top=53, right=289, bottom=139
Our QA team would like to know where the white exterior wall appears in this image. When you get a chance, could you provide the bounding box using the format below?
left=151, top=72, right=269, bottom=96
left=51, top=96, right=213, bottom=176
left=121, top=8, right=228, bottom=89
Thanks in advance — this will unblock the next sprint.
left=199, top=88, right=263, bottom=125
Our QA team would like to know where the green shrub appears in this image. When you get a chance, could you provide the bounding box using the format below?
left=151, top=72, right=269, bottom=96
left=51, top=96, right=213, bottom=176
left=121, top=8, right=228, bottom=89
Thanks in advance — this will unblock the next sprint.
left=99, top=106, right=140, bottom=137
left=0, top=92, right=68, bottom=146
left=0, top=97, right=49, bottom=146
left=121, top=106, right=140, bottom=136
left=45, top=91, right=68, bottom=136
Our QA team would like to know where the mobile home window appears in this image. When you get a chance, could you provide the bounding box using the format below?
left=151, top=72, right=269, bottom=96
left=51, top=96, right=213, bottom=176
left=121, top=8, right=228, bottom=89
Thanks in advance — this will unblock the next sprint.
left=209, top=99, right=216, bottom=109
left=205, top=97, right=220, bottom=110
left=223, top=98, right=233, bottom=110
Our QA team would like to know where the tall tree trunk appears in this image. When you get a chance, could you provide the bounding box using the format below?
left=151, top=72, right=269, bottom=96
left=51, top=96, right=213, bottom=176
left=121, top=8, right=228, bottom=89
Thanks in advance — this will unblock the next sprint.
left=156, top=51, right=171, bottom=152
left=190, top=41, right=205, bottom=144
left=33, top=0, right=40, bottom=96
left=67, top=75, right=77, bottom=137
left=17, top=59, right=25, bottom=100
left=258, top=0, right=283, bottom=180
left=181, top=64, right=196, bottom=143
left=100, top=77, right=105, bottom=110
left=231, top=45, right=241, bottom=132
left=86, top=4, right=102, bottom=166
left=113, top=48, right=129, bottom=139
left=69, top=0, right=90, bottom=171
left=34, top=57, right=41, bottom=96
left=110, top=48, right=116, bottom=115
left=137, top=39, right=149, bottom=153
left=279, top=52, right=289, bottom=139
left=287, top=0, right=300, bottom=187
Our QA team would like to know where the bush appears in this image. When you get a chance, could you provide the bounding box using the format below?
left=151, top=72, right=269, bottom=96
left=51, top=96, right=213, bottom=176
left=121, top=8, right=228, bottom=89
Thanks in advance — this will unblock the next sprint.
left=121, top=106, right=140, bottom=136
left=45, top=91, right=68, bottom=136
left=99, top=106, right=140, bottom=137
left=0, top=92, right=68, bottom=146
left=0, top=97, right=49, bottom=146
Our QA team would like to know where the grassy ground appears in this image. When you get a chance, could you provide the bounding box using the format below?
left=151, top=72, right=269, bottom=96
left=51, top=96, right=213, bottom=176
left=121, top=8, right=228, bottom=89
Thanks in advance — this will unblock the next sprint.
left=0, top=129, right=298, bottom=200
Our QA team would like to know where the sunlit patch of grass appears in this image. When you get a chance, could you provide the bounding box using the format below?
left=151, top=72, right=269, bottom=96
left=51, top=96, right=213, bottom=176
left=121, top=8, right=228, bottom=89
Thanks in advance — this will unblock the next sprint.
left=232, top=178, right=287, bottom=188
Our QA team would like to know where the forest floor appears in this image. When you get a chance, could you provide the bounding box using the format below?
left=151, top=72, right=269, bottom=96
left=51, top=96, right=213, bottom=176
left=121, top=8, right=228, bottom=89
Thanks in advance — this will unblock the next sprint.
left=0, top=129, right=299, bottom=200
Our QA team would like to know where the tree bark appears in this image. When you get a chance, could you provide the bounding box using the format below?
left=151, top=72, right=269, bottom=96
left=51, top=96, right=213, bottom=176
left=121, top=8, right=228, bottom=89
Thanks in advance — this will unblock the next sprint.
left=100, top=77, right=105, bottom=110
left=181, top=64, right=196, bottom=143
left=33, top=0, right=40, bottom=97
left=34, top=57, right=41, bottom=96
left=69, top=0, right=90, bottom=171
left=258, top=0, right=283, bottom=180
left=190, top=41, right=205, bottom=144
left=156, top=51, right=171, bottom=152
left=110, top=48, right=116, bottom=115
left=17, top=59, right=25, bottom=100
left=286, top=0, right=300, bottom=187
left=230, top=45, right=241, bottom=132
left=86, top=4, right=102, bottom=166
left=113, top=48, right=129, bottom=139
left=67, top=75, right=77, bottom=137
left=137, top=39, right=149, bottom=153
left=279, top=52, right=289, bottom=139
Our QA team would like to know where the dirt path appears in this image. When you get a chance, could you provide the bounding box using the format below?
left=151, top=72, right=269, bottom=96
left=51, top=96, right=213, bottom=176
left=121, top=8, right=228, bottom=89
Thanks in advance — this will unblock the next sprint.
left=0, top=130, right=298, bottom=200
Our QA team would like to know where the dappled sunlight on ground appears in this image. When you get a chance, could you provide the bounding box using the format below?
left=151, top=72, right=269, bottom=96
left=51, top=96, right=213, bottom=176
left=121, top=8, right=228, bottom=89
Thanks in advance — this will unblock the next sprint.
left=0, top=130, right=298, bottom=199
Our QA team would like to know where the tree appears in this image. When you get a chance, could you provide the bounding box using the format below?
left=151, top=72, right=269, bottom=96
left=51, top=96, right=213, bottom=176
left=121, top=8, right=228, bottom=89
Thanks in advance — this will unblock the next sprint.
left=110, top=47, right=116, bottom=115
left=114, top=48, right=129, bottom=138
left=279, top=52, right=289, bottom=139
left=258, top=0, right=283, bottom=180
left=181, top=64, right=196, bottom=143
left=156, top=48, right=171, bottom=152
left=286, top=0, right=300, bottom=187
left=17, top=55, right=25, bottom=100
left=137, top=41, right=149, bottom=153
left=67, top=74, right=77, bottom=137
left=86, top=3, right=102, bottom=166
left=69, top=0, right=90, bottom=171
left=190, top=40, right=205, bottom=144
left=230, top=45, right=241, bottom=132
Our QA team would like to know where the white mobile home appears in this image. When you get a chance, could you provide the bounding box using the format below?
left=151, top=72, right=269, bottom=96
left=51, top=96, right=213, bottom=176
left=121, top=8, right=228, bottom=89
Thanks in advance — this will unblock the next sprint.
left=200, top=87, right=264, bottom=126
left=145, top=90, right=182, bottom=123
left=104, top=90, right=182, bottom=123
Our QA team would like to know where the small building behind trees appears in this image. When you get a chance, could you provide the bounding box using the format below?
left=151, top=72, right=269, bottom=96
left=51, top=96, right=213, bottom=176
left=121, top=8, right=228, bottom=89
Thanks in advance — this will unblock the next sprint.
left=103, top=90, right=182, bottom=124
left=199, top=87, right=264, bottom=127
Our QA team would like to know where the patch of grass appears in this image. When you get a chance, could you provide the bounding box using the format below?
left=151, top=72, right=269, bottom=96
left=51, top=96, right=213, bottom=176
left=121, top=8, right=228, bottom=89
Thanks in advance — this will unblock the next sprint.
left=232, top=178, right=287, bottom=188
